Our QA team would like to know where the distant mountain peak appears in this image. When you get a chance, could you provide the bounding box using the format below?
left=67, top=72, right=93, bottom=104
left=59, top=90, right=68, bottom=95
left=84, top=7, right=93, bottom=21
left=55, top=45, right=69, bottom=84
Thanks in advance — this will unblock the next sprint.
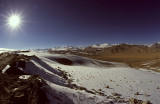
left=151, top=42, right=160, bottom=48
left=155, top=42, right=160, bottom=44
left=90, top=43, right=110, bottom=48
left=51, top=46, right=84, bottom=51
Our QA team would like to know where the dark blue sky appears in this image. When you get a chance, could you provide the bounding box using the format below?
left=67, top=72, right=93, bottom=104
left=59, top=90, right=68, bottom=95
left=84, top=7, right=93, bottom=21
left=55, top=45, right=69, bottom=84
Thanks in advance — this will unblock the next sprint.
left=0, top=0, right=160, bottom=49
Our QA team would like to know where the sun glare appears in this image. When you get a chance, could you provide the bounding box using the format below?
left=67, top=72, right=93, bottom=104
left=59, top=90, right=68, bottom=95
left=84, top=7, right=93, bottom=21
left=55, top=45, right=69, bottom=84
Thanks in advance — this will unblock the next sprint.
left=8, top=14, right=21, bottom=29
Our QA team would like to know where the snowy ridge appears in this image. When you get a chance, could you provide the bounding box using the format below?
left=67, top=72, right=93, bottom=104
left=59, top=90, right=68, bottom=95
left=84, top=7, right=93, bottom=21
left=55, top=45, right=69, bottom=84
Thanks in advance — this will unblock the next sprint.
left=0, top=48, right=16, bottom=53
left=90, top=43, right=110, bottom=48
left=51, top=46, right=84, bottom=51
left=51, top=43, right=111, bottom=51
left=155, top=42, right=160, bottom=44
left=19, top=51, right=160, bottom=104
left=21, top=52, right=120, bottom=104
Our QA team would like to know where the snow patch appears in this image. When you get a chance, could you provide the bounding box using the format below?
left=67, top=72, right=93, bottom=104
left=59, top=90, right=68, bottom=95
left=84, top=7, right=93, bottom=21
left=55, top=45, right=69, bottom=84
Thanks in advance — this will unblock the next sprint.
left=2, top=65, right=10, bottom=73
left=91, top=43, right=110, bottom=48
left=19, top=75, right=31, bottom=79
left=51, top=46, right=84, bottom=51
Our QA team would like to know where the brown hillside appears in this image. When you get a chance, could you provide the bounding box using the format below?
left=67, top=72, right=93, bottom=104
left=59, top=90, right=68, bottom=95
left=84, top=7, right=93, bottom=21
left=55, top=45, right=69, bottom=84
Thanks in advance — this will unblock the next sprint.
left=79, top=43, right=160, bottom=72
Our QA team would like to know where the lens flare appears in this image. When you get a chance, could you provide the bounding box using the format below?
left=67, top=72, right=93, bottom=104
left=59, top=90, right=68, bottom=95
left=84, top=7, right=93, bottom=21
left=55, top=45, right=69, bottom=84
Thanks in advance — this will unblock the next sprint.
left=7, top=14, right=21, bottom=29
left=8, top=15, right=21, bottom=28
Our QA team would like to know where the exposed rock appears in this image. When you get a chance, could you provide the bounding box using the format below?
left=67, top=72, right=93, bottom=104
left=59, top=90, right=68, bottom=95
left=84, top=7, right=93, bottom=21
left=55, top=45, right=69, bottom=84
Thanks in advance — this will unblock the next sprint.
left=0, top=54, right=48, bottom=104
left=111, top=93, right=121, bottom=96
left=129, top=98, right=151, bottom=104
left=78, top=86, right=86, bottom=91
left=0, top=74, right=48, bottom=104
left=106, top=85, right=110, bottom=88
left=134, top=92, right=139, bottom=95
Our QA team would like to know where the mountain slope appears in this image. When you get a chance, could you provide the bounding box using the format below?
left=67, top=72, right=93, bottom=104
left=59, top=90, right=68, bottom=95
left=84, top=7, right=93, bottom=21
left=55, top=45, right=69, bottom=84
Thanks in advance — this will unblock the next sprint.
left=19, top=51, right=159, bottom=104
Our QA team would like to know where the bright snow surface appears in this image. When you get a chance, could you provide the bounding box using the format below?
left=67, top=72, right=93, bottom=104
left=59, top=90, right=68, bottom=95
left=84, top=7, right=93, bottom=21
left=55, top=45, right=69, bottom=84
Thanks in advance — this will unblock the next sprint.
left=20, top=51, right=160, bottom=104
left=19, top=75, right=31, bottom=79
left=2, top=65, right=10, bottom=73
left=0, top=48, right=16, bottom=53
left=91, top=43, right=110, bottom=48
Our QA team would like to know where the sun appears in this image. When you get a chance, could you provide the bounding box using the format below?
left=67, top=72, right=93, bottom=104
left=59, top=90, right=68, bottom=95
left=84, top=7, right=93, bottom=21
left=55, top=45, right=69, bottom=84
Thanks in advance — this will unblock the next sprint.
left=7, top=14, right=21, bottom=29
left=0, top=11, right=25, bottom=33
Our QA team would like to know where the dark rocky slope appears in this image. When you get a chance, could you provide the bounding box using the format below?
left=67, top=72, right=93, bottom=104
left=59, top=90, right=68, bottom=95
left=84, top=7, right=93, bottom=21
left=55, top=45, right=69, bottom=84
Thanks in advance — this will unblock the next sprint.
left=0, top=53, right=48, bottom=104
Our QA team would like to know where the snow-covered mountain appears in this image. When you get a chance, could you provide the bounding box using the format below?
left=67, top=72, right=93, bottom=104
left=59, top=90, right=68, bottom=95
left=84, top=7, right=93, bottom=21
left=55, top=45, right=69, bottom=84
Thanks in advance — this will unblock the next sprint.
left=0, top=48, right=15, bottom=51
left=1, top=43, right=160, bottom=104
left=90, top=43, right=111, bottom=48
left=151, top=42, right=160, bottom=48
left=0, top=48, right=16, bottom=53
left=17, top=51, right=160, bottom=104
left=50, top=43, right=111, bottom=51
left=51, top=46, right=84, bottom=51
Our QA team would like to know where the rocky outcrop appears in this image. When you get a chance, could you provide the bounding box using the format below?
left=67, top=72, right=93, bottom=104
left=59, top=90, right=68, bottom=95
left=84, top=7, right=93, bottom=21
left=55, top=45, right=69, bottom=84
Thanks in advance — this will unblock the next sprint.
left=0, top=53, right=48, bottom=104
left=0, top=74, right=48, bottom=104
